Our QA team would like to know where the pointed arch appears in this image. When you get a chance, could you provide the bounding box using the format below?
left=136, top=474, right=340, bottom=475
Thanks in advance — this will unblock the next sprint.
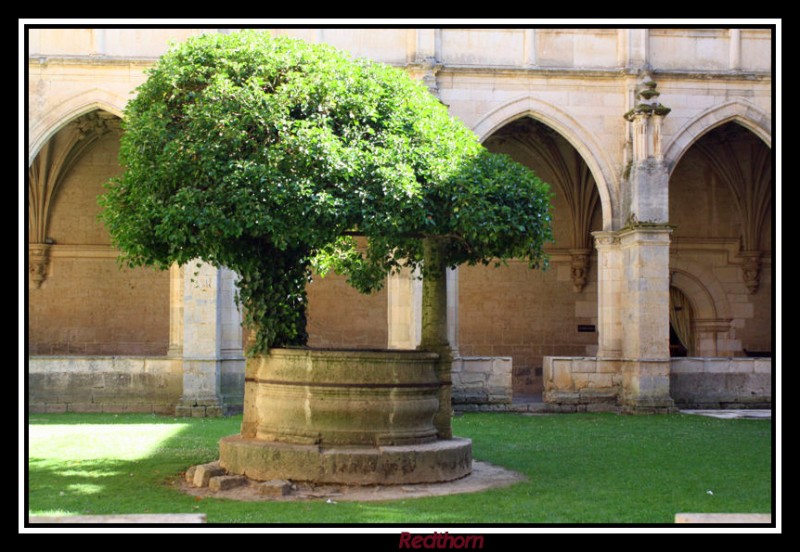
left=663, top=99, right=771, bottom=175
left=668, top=257, right=731, bottom=321
left=472, top=95, right=618, bottom=231
left=29, top=88, right=127, bottom=165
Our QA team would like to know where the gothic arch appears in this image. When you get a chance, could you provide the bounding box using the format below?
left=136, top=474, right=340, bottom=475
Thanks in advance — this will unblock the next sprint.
left=663, top=99, right=771, bottom=176
left=29, top=88, right=127, bottom=165
left=668, top=257, right=731, bottom=321
left=472, top=96, right=618, bottom=231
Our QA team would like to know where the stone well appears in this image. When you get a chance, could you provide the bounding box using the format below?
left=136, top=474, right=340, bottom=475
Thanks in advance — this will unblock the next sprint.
left=218, top=348, right=472, bottom=485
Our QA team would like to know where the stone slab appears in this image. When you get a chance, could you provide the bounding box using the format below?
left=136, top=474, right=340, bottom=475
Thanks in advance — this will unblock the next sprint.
left=256, top=480, right=292, bottom=496
left=29, top=514, right=206, bottom=524
left=675, top=513, right=771, bottom=524
left=192, top=461, right=225, bottom=487
left=208, top=475, right=247, bottom=491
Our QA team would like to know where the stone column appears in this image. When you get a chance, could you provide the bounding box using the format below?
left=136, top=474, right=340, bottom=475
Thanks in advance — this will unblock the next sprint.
left=593, top=232, right=623, bottom=358
left=446, top=266, right=460, bottom=358
left=175, top=261, right=224, bottom=417
left=618, top=226, right=675, bottom=412
left=167, top=263, right=184, bottom=358
left=219, top=267, right=243, bottom=359
left=420, top=237, right=452, bottom=439
left=219, top=267, right=245, bottom=412
left=617, top=75, right=675, bottom=412
left=387, top=267, right=422, bottom=350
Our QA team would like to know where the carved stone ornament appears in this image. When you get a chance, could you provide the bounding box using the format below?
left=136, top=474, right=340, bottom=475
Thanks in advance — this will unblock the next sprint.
left=623, top=74, right=671, bottom=163
left=569, top=249, right=591, bottom=293
left=29, top=243, right=51, bottom=289
left=740, top=250, right=762, bottom=294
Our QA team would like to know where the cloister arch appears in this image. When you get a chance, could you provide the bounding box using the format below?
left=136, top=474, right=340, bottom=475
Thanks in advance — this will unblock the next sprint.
left=663, top=99, right=772, bottom=176
left=472, top=95, right=618, bottom=231
left=29, top=88, right=127, bottom=165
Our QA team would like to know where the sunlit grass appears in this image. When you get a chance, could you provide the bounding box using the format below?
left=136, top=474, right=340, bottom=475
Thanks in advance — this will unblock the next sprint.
left=27, top=412, right=772, bottom=524
left=30, top=422, right=190, bottom=461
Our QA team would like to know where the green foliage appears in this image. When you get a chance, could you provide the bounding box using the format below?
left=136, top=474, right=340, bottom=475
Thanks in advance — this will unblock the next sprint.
left=100, top=31, right=553, bottom=352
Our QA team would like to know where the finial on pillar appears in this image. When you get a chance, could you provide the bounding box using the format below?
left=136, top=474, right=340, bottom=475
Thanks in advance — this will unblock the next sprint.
left=624, top=74, right=671, bottom=163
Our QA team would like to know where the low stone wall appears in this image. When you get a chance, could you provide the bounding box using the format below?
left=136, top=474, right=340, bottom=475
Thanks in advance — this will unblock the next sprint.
left=28, top=356, right=183, bottom=413
left=670, top=357, right=772, bottom=408
left=452, top=356, right=512, bottom=410
left=542, top=357, right=621, bottom=411
left=543, top=356, right=772, bottom=409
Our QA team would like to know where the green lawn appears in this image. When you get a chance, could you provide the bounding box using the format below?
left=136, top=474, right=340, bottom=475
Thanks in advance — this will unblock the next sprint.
left=27, top=412, right=772, bottom=525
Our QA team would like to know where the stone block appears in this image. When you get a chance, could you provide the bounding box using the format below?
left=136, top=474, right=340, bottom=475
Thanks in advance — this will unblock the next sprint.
left=585, top=402, right=619, bottom=412
left=457, top=372, right=488, bottom=385
left=582, top=373, right=614, bottom=388
left=704, top=358, right=736, bottom=373
left=185, top=465, right=197, bottom=483
left=754, top=359, right=772, bottom=374
left=675, top=513, right=771, bottom=524
left=669, top=358, right=697, bottom=374
left=256, top=479, right=292, bottom=496
left=462, top=359, right=493, bottom=373
left=596, top=359, right=619, bottom=373
left=193, top=462, right=225, bottom=488
left=551, top=362, right=575, bottom=391
left=30, top=514, right=207, bottom=524
left=208, top=475, right=247, bottom=491
left=67, top=402, right=102, bottom=412
left=175, top=405, right=193, bottom=417
left=572, top=359, right=596, bottom=373
left=487, top=373, right=511, bottom=388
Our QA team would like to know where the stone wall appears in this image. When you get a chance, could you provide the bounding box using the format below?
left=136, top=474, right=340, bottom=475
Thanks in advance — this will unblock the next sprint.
left=28, top=130, right=170, bottom=356
left=306, top=272, right=388, bottom=350
left=451, top=356, right=512, bottom=410
left=542, top=357, right=621, bottom=410
left=28, top=357, right=182, bottom=413
left=543, top=356, right=772, bottom=409
left=459, top=257, right=598, bottom=395
left=670, top=357, right=772, bottom=408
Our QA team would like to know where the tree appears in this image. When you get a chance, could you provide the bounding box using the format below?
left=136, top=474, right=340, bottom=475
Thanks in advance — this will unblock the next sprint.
left=100, top=31, right=553, bottom=355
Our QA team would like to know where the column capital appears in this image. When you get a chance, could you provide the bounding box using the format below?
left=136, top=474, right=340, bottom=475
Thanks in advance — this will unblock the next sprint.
left=592, top=230, right=621, bottom=248
left=618, top=222, right=674, bottom=244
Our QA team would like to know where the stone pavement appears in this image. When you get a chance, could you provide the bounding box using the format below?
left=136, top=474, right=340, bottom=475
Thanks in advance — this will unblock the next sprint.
left=679, top=409, right=772, bottom=420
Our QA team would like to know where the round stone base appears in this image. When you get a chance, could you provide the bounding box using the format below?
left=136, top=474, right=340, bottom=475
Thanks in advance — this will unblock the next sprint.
left=219, top=435, right=473, bottom=485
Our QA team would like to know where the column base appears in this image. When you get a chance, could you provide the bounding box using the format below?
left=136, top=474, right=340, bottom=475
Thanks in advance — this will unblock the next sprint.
left=621, top=397, right=677, bottom=414
left=176, top=396, right=223, bottom=417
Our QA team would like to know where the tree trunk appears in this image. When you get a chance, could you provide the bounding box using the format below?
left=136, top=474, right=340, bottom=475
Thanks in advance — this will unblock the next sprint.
left=420, top=237, right=453, bottom=439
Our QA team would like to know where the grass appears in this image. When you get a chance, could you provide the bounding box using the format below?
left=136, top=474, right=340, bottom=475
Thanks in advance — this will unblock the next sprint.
left=27, top=412, right=772, bottom=525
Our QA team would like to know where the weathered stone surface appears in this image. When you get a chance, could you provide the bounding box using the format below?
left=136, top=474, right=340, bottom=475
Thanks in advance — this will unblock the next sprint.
left=28, top=357, right=182, bottom=414
left=675, top=513, right=771, bottom=524
left=245, top=350, right=441, bottom=447
left=256, top=480, right=292, bottom=496
left=192, top=462, right=225, bottom=488
left=670, top=359, right=772, bottom=408
left=30, top=514, right=206, bottom=524
left=219, top=436, right=472, bottom=486
left=208, top=475, right=246, bottom=491
left=185, top=465, right=197, bottom=483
